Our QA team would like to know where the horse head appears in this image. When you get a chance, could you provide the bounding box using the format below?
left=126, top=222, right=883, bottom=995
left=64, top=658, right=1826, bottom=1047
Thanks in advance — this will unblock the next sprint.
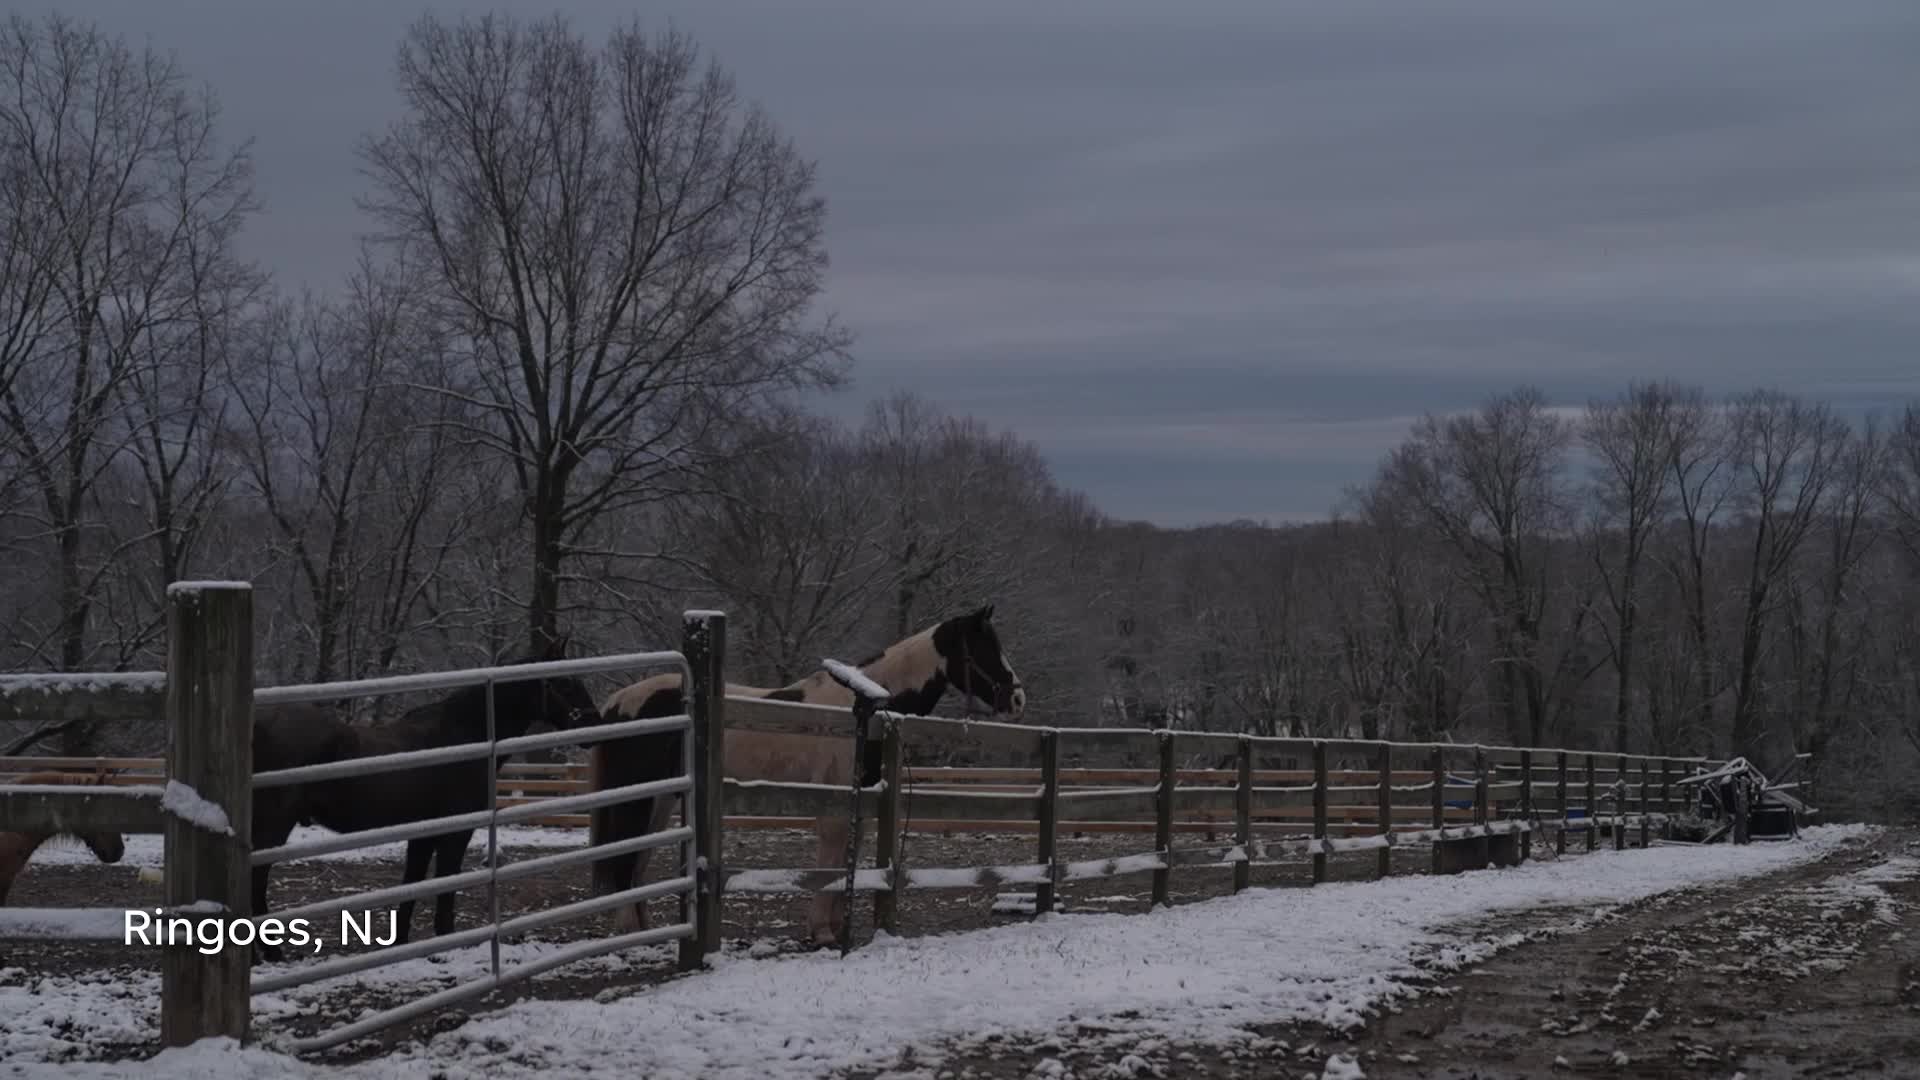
left=484, top=633, right=598, bottom=735
left=931, top=603, right=1025, bottom=721
left=65, top=772, right=126, bottom=863
left=530, top=632, right=598, bottom=730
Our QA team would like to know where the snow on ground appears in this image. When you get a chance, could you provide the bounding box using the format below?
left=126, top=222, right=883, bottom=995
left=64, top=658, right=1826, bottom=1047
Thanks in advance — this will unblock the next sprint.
left=4, top=825, right=1877, bottom=1080
left=2, top=937, right=680, bottom=1066
left=25, top=824, right=588, bottom=868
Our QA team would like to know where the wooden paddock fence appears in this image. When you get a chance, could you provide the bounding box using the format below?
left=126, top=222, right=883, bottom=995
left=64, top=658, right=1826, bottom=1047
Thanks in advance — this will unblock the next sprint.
left=700, top=688, right=1735, bottom=933
left=1, top=599, right=1761, bottom=1056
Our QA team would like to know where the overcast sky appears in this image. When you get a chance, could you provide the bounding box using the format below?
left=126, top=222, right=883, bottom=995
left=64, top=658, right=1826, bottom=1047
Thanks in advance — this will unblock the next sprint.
left=63, top=0, right=1920, bottom=525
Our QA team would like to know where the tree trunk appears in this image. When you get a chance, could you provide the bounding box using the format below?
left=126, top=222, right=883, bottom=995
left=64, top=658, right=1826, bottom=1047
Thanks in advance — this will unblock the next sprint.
left=528, top=479, right=566, bottom=656
left=1612, top=565, right=1639, bottom=754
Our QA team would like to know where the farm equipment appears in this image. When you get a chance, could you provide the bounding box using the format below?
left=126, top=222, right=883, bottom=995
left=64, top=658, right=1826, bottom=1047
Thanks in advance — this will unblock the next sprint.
left=1670, top=756, right=1811, bottom=843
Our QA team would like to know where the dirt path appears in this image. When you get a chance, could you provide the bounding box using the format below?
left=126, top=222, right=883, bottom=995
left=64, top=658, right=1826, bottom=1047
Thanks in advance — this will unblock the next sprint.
left=866, top=828, right=1920, bottom=1080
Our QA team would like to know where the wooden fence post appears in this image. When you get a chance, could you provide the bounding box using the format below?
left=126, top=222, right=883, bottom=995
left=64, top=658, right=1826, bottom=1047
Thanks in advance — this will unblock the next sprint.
left=1661, top=760, right=1673, bottom=837
left=1614, top=754, right=1628, bottom=851
left=1518, top=749, right=1533, bottom=862
left=1233, top=736, right=1252, bottom=893
left=1556, top=752, right=1568, bottom=856
left=874, top=716, right=904, bottom=933
left=679, top=611, right=726, bottom=971
left=1036, top=730, right=1060, bottom=913
left=1152, top=731, right=1174, bottom=907
left=160, top=581, right=253, bottom=1048
left=1473, top=746, right=1489, bottom=866
left=1584, top=755, right=1598, bottom=852
left=1429, top=746, right=1445, bottom=874
left=1376, top=742, right=1393, bottom=880
left=838, top=691, right=878, bottom=954
left=1311, top=740, right=1329, bottom=884
left=1638, top=760, right=1651, bottom=848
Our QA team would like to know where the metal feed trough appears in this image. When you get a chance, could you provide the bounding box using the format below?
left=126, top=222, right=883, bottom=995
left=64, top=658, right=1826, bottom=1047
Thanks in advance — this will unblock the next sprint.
left=1671, top=756, right=1810, bottom=843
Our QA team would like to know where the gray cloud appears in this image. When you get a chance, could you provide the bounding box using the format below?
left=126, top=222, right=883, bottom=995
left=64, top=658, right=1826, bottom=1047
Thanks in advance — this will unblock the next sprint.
left=64, top=0, right=1920, bottom=523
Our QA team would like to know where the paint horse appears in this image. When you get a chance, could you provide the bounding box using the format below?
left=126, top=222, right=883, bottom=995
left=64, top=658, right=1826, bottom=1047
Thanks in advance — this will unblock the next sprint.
left=0, top=771, right=126, bottom=904
left=249, top=637, right=598, bottom=962
left=589, top=604, right=1026, bottom=947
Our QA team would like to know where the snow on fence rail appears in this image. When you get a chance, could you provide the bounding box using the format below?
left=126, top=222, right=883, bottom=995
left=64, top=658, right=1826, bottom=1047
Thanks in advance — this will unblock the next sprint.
left=0, top=583, right=728, bottom=1058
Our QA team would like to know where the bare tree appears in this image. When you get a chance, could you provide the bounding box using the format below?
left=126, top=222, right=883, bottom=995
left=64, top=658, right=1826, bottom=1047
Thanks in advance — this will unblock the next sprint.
left=1330, top=481, right=1472, bottom=741
left=665, top=406, right=889, bottom=683
left=1885, top=404, right=1920, bottom=566
left=0, top=14, right=254, bottom=707
left=1723, top=390, right=1846, bottom=762
left=358, top=12, right=849, bottom=654
left=1582, top=380, right=1685, bottom=752
left=234, top=253, right=485, bottom=684
left=1653, top=386, right=1735, bottom=754
left=1378, top=387, right=1572, bottom=745
left=1782, top=417, right=1886, bottom=797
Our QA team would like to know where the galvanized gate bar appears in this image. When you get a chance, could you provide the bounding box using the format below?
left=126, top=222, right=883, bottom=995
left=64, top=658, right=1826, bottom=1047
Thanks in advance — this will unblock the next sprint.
left=262, top=827, right=693, bottom=930
left=252, top=650, right=688, bottom=706
left=288, top=922, right=696, bottom=1053
left=251, top=713, right=691, bottom=789
left=251, top=775, right=690, bottom=865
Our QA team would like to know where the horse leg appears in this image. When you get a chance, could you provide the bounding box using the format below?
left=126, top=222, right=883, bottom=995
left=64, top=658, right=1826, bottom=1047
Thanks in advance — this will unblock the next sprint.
left=592, top=794, right=652, bottom=933
left=392, top=837, right=436, bottom=946
left=250, top=806, right=297, bottom=965
left=606, top=796, right=677, bottom=932
left=809, top=813, right=851, bottom=948
left=431, top=830, right=474, bottom=938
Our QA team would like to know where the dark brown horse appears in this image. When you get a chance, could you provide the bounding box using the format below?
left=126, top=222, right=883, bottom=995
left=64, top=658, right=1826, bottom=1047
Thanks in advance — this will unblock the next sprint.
left=0, top=771, right=126, bottom=904
left=589, top=605, right=1025, bottom=946
left=249, top=637, right=597, bottom=962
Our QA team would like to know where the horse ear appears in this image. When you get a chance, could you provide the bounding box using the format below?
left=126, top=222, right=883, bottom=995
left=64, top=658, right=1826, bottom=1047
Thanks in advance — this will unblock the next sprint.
left=546, top=632, right=570, bottom=660
left=974, top=603, right=994, bottom=625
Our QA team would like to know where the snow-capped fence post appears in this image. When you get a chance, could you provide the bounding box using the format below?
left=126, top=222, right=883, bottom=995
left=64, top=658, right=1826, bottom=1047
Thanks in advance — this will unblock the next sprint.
left=1151, top=731, right=1174, bottom=906
left=1584, top=755, right=1598, bottom=852
left=679, top=610, right=727, bottom=971
left=1518, top=749, right=1533, bottom=862
left=1375, top=743, right=1393, bottom=880
left=1555, top=752, right=1569, bottom=855
left=1311, top=740, right=1329, bottom=884
left=1428, top=747, right=1444, bottom=874
left=1035, top=729, right=1061, bottom=911
left=159, top=581, right=253, bottom=1048
left=873, top=715, right=904, bottom=933
left=1234, top=736, right=1253, bottom=892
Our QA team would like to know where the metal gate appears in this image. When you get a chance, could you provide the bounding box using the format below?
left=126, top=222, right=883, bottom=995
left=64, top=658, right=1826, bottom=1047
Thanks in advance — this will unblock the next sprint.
left=245, top=649, right=697, bottom=1053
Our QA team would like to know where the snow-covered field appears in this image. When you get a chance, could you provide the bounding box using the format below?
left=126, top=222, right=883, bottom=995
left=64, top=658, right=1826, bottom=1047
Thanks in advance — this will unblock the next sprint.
left=2, top=824, right=1877, bottom=1080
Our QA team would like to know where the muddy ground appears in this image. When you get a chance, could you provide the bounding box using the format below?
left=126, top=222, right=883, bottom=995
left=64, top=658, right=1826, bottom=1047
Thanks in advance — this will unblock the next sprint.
left=7, top=825, right=1914, bottom=1077
left=886, top=827, right=1920, bottom=1080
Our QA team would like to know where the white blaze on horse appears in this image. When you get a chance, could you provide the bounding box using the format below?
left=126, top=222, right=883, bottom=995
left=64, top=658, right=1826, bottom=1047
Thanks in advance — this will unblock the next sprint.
left=588, top=604, right=1025, bottom=946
